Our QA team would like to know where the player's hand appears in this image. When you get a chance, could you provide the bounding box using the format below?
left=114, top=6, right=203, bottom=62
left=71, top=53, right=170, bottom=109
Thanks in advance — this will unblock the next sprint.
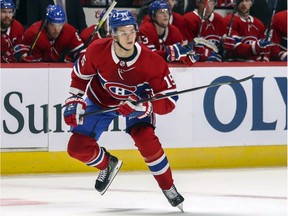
left=279, top=51, right=287, bottom=61
left=14, top=44, right=41, bottom=62
left=166, top=42, right=193, bottom=62
left=64, top=96, right=87, bottom=127
left=252, top=39, right=271, bottom=55
left=222, top=34, right=236, bottom=51
left=185, top=51, right=199, bottom=66
left=13, top=44, right=30, bottom=61
left=206, top=51, right=222, bottom=62
left=21, top=54, right=41, bottom=63
left=193, top=44, right=212, bottom=62
left=118, top=95, right=153, bottom=119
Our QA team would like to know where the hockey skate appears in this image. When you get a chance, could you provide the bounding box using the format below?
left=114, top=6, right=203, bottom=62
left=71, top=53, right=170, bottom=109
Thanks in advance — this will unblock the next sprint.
left=162, top=185, right=184, bottom=212
left=95, top=150, right=122, bottom=195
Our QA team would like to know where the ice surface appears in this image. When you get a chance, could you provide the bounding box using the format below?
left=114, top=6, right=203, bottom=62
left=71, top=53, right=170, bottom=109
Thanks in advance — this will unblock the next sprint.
left=1, top=168, right=287, bottom=216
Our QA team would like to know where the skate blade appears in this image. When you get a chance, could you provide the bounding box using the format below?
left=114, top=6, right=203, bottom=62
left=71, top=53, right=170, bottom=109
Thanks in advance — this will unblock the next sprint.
left=177, top=203, right=184, bottom=213
left=100, top=160, right=123, bottom=195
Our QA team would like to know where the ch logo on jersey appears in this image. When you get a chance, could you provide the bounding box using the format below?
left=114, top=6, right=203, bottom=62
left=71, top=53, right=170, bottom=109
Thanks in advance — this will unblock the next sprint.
left=242, top=36, right=258, bottom=45
left=104, top=82, right=136, bottom=99
left=118, top=67, right=135, bottom=80
left=205, top=35, right=221, bottom=47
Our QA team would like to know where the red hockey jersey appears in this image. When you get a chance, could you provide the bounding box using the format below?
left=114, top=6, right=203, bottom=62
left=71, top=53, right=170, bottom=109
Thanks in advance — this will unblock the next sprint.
left=224, top=14, right=266, bottom=61
left=271, top=10, right=287, bottom=60
left=183, top=11, right=226, bottom=45
left=23, top=21, right=84, bottom=62
left=141, top=12, right=185, bottom=37
left=1, top=19, right=24, bottom=63
left=70, top=38, right=178, bottom=115
left=138, top=20, right=185, bottom=60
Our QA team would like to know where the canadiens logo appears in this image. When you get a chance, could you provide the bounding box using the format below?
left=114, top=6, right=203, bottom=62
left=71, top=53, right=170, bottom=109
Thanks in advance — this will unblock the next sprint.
left=104, top=82, right=136, bottom=100
left=117, top=67, right=135, bottom=80
left=242, top=36, right=258, bottom=45
left=205, top=35, right=221, bottom=47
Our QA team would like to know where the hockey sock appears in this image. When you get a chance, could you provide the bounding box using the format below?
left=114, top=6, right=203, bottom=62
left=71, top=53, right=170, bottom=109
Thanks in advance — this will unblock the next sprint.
left=130, top=125, right=174, bottom=190
left=67, top=132, right=109, bottom=170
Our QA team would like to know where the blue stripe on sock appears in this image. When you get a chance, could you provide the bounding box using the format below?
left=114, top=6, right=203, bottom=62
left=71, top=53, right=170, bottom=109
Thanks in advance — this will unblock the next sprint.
left=148, top=156, right=168, bottom=173
left=86, top=147, right=104, bottom=167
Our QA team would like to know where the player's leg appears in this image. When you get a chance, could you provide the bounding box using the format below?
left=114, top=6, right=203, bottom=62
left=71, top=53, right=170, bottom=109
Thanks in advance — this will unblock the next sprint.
left=126, top=116, right=184, bottom=210
left=67, top=98, right=122, bottom=194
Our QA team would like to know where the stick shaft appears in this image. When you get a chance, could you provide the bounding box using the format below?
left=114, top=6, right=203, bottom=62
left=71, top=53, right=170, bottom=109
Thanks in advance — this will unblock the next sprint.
left=222, top=0, right=240, bottom=61
left=261, top=0, right=278, bottom=61
left=264, top=0, right=278, bottom=41
left=227, top=0, right=239, bottom=37
left=198, top=0, right=208, bottom=37
left=27, top=20, right=46, bottom=56
left=81, top=74, right=254, bottom=117
left=84, top=0, right=117, bottom=47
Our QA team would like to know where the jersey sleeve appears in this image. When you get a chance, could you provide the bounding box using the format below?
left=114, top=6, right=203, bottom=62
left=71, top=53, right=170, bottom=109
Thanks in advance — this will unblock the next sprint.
left=148, top=53, right=178, bottom=115
left=80, top=26, right=92, bottom=44
left=13, top=20, right=25, bottom=46
left=69, top=43, right=98, bottom=96
left=65, top=25, right=84, bottom=60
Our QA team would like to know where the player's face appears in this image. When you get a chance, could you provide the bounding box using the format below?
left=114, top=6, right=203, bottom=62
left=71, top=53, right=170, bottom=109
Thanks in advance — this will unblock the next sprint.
left=155, top=9, right=170, bottom=28
left=238, top=0, right=253, bottom=16
left=1, top=9, right=14, bottom=29
left=46, top=22, right=64, bottom=39
left=115, top=25, right=137, bottom=50
left=198, top=0, right=216, bottom=19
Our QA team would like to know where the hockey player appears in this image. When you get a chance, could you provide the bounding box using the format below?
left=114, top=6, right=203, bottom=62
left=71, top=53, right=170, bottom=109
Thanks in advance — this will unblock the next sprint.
left=14, top=5, right=84, bottom=63
left=80, top=9, right=116, bottom=45
left=183, top=0, right=226, bottom=62
left=140, top=0, right=185, bottom=35
left=1, top=0, right=24, bottom=63
left=63, top=10, right=185, bottom=211
left=222, top=0, right=272, bottom=61
left=138, top=0, right=194, bottom=65
left=270, top=10, right=287, bottom=61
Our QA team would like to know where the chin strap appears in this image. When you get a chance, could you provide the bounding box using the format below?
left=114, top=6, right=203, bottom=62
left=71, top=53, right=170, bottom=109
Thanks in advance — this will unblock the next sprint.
left=116, top=40, right=130, bottom=51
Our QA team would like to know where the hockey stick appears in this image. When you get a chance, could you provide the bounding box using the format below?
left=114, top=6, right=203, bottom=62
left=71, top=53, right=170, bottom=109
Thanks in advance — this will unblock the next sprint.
left=222, top=0, right=240, bottom=61
left=84, top=0, right=117, bottom=48
left=260, top=0, right=278, bottom=61
left=226, top=0, right=239, bottom=37
left=81, top=74, right=254, bottom=117
left=198, top=0, right=208, bottom=37
left=27, top=19, right=46, bottom=56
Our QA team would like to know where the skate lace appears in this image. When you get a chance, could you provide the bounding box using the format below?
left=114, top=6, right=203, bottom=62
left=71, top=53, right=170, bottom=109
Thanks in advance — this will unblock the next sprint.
left=97, top=167, right=109, bottom=182
left=164, top=186, right=178, bottom=199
